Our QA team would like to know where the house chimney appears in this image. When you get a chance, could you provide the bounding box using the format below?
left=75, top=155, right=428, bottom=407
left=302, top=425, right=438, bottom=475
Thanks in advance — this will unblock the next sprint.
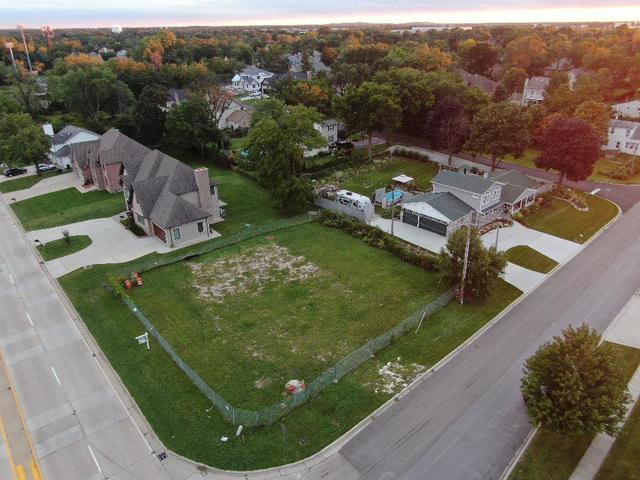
left=194, top=167, right=215, bottom=215
left=306, top=70, right=312, bottom=81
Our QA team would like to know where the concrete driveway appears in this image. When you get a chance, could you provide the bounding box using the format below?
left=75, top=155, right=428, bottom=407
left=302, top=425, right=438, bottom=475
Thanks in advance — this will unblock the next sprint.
left=3, top=172, right=89, bottom=203
left=370, top=216, right=581, bottom=293
left=27, top=216, right=221, bottom=278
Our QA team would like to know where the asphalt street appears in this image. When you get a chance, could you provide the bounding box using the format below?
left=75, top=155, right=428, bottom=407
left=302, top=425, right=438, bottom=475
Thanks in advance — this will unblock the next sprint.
left=339, top=190, right=640, bottom=479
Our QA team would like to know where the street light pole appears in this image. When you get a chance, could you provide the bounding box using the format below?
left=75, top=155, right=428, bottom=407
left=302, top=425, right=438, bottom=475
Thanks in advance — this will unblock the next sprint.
left=16, top=24, right=33, bottom=73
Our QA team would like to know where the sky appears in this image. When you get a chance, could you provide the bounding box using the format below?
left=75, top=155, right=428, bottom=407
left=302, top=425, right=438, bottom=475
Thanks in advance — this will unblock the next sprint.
left=1, top=0, right=640, bottom=29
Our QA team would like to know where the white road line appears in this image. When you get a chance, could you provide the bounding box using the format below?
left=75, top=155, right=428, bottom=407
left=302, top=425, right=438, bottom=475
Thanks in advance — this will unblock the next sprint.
left=50, top=366, right=61, bottom=386
left=87, top=445, right=103, bottom=476
left=8, top=274, right=14, bottom=285
left=26, top=313, right=33, bottom=327
left=591, top=188, right=601, bottom=195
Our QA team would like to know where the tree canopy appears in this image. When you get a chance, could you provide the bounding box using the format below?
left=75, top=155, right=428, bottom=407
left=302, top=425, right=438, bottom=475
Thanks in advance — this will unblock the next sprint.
left=0, top=113, right=50, bottom=170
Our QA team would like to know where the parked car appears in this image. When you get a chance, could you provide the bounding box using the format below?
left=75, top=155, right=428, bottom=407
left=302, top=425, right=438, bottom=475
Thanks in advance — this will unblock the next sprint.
left=249, top=91, right=262, bottom=98
left=330, top=140, right=354, bottom=151
left=3, top=167, right=28, bottom=177
left=37, top=163, right=57, bottom=173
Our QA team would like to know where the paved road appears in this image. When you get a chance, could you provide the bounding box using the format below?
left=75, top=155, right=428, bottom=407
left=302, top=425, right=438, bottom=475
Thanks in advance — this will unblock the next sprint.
left=379, top=131, right=640, bottom=212
left=0, top=195, right=172, bottom=480
left=338, top=199, right=640, bottom=479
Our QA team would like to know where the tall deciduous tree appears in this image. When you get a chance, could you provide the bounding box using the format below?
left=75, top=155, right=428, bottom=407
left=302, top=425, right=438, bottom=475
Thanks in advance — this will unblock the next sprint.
left=424, top=96, right=469, bottom=163
left=574, top=101, right=611, bottom=141
left=132, top=83, right=168, bottom=145
left=535, top=116, right=601, bottom=187
left=437, top=226, right=506, bottom=300
left=465, top=102, right=532, bottom=171
left=0, top=113, right=50, bottom=173
left=459, top=41, right=498, bottom=77
left=165, top=94, right=221, bottom=158
left=333, top=81, right=401, bottom=155
left=521, top=324, right=630, bottom=436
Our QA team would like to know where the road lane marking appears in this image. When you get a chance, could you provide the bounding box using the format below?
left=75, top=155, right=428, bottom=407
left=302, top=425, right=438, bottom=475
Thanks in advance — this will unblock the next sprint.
left=25, top=313, right=33, bottom=327
left=88, top=445, right=103, bottom=476
left=591, top=188, right=601, bottom=195
left=15, top=465, right=26, bottom=480
left=8, top=274, right=14, bottom=285
left=50, top=366, right=61, bottom=386
left=30, top=459, right=42, bottom=480
left=0, top=416, right=18, bottom=480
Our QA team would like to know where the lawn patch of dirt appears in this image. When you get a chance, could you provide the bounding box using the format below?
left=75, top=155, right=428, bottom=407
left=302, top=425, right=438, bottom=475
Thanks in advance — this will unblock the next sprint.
left=370, top=358, right=425, bottom=395
left=190, top=243, right=320, bottom=302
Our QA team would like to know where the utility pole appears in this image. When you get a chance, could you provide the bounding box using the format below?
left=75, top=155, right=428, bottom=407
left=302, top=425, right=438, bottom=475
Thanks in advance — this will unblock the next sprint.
left=459, top=219, right=472, bottom=306
left=494, top=224, right=500, bottom=250
left=4, top=42, right=17, bottom=71
left=16, top=24, right=33, bottom=73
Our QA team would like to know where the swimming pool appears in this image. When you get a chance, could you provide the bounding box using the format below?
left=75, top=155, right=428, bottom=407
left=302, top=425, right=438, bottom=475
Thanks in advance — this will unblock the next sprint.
left=386, top=189, right=403, bottom=204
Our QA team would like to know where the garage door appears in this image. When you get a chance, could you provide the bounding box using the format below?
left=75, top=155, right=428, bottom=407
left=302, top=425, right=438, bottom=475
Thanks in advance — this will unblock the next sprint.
left=418, top=216, right=448, bottom=236
left=152, top=222, right=167, bottom=243
left=402, top=210, right=418, bottom=226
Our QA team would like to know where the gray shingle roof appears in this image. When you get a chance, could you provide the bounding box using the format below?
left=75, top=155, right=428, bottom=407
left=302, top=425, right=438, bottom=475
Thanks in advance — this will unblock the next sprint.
left=97, top=129, right=151, bottom=165
left=432, top=170, right=496, bottom=195
left=456, top=68, right=498, bottom=94
left=124, top=150, right=213, bottom=229
left=51, top=125, right=98, bottom=146
left=404, top=192, right=474, bottom=222
left=498, top=184, right=528, bottom=204
left=53, top=144, right=71, bottom=158
left=526, top=76, right=551, bottom=90
left=70, top=140, right=100, bottom=169
left=492, top=169, right=539, bottom=189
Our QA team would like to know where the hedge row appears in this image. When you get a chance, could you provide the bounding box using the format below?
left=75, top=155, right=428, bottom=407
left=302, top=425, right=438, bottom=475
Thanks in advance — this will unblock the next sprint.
left=318, top=210, right=440, bottom=272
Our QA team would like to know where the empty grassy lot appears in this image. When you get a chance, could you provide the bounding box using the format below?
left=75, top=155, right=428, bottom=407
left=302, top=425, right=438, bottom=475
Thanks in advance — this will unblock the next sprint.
left=37, top=235, right=92, bottom=261
left=61, top=222, right=520, bottom=470
left=505, top=246, right=558, bottom=274
left=519, top=194, right=618, bottom=244
left=10, top=188, right=125, bottom=231
left=597, top=401, right=640, bottom=479
left=338, top=156, right=440, bottom=195
left=510, top=343, right=640, bottom=480
left=0, top=171, right=58, bottom=193
left=130, top=222, right=447, bottom=409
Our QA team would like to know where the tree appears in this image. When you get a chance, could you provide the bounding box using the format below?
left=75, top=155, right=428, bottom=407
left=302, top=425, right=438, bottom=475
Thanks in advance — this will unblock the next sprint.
left=521, top=324, right=630, bottom=436
left=501, top=67, right=528, bottom=94
left=465, top=102, right=532, bottom=171
left=165, top=94, right=221, bottom=158
left=245, top=98, right=324, bottom=203
left=321, top=47, right=338, bottom=66
left=535, top=116, right=601, bottom=187
left=459, top=42, right=498, bottom=76
left=437, top=226, right=506, bottom=300
left=333, top=81, right=402, bottom=155
left=424, top=96, right=469, bottom=163
left=10, top=71, right=43, bottom=115
left=189, top=76, right=233, bottom=124
left=132, top=83, right=168, bottom=145
left=505, top=35, right=549, bottom=74
left=0, top=113, right=50, bottom=173
left=411, top=45, right=453, bottom=72
left=574, top=101, right=611, bottom=141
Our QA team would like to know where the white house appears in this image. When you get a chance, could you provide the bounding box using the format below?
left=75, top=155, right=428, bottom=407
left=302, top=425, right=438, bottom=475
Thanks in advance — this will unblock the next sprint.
left=287, top=50, right=331, bottom=74
left=613, top=100, right=640, bottom=119
left=218, top=99, right=254, bottom=129
left=521, top=76, right=551, bottom=106
left=49, top=125, right=101, bottom=169
left=231, top=66, right=274, bottom=93
left=605, top=119, right=640, bottom=156
left=305, top=119, right=343, bottom=157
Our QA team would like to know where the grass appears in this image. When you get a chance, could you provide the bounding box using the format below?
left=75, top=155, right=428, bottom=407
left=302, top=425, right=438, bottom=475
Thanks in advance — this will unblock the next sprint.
left=505, top=246, right=558, bottom=274
left=60, top=224, right=521, bottom=470
left=519, top=194, right=618, bottom=244
left=229, top=136, right=247, bottom=154
left=338, top=156, right=440, bottom=196
left=130, top=223, right=446, bottom=409
left=37, top=235, right=92, bottom=261
left=510, top=343, right=640, bottom=480
left=0, top=171, right=58, bottom=193
left=10, top=188, right=125, bottom=231
left=597, top=402, right=640, bottom=479
left=502, top=149, right=539, bottom=169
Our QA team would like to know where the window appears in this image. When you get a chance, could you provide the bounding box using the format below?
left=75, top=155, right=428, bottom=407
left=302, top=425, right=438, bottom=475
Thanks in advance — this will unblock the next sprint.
left=328, top=135, right=335, bottom=143
left=616, top=142, right=621, bottom=149
left=197, top=221, right=204, bottom=233
left=626, top=142, right=637, bottom=149
left=482, top=193, right=489, bottom=205
left=173, top=228, right=181, bottom=241
left=136, top=213, right=145, bottom=224
left=492, top=189, right=499, bottom=200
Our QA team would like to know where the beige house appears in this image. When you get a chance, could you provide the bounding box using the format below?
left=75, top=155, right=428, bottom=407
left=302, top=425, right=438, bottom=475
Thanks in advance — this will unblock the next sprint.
left=122, top=150, right=223, bottom=246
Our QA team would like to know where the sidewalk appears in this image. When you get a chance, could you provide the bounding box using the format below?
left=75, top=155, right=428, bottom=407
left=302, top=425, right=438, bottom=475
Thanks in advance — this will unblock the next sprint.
left=569, top=289, right=640, bottom=480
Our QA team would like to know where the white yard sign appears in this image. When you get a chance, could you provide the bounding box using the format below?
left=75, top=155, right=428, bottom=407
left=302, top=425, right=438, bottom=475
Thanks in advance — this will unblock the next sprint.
left=136, top=332, right=150, bottom=350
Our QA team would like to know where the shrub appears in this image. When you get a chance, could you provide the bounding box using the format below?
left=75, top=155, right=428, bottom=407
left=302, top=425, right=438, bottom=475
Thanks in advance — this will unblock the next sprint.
left=61, top=229, right=71, bottom=244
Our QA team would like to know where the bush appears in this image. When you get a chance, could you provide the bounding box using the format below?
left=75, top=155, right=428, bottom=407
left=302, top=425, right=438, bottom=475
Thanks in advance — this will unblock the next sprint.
left=319, top=210, right=439, bottom=271
left=121, top=217, right=147, bottom=237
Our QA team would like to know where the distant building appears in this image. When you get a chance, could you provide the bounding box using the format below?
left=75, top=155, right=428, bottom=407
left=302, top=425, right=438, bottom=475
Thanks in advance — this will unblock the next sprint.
left=48, top=125, right=101, bottom=170
left=456, top=68, right=498, bottom=96
left=231, top=66, right=274, bottom=93
left=112, top=25, right=123, bottom=34
left=164, top=88, right=188, bottom=110
left=116, top=49, right=128, bottom=57
left=287, top=50, right=331, bottom=74
left=613, top=100, right=640, bottom=119
left=521, top=76, right=551, bottom=106
left=305, top=119, right=343, bottom=157
left=605, top=119, right=640, bottom=156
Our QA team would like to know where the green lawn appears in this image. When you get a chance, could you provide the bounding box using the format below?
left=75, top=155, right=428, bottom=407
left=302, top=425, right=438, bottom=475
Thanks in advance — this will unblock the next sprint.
left=502, top=149, right=539, bottom=169
left=37, top=235, right=92, bottom=261
left=60, top=224, right=521, bottom=470
left=130, top=223, right=447, bottom=409
left=0, top=171, right=59, bottom=193
left=519, top=194, right=618, bottom=244
left=11, top=188, right=125, bottom=231
left=505, top=246, right=558, bottom=274
left=510, top=343, right=640, bottom=480
left=597, top=402, right=640, bottom=479
left=339, top=156, right=440, bottom=196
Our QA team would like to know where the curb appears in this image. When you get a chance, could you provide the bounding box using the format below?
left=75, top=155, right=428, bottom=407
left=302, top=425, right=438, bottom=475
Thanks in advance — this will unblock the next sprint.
left=499, top=426, right=539, bottom=480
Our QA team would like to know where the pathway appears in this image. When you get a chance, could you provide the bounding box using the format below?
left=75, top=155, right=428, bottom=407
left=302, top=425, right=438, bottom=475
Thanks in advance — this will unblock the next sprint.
left=569, top=289, right=640, bottom=480
left=27, top=216, right=220, bottom=278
